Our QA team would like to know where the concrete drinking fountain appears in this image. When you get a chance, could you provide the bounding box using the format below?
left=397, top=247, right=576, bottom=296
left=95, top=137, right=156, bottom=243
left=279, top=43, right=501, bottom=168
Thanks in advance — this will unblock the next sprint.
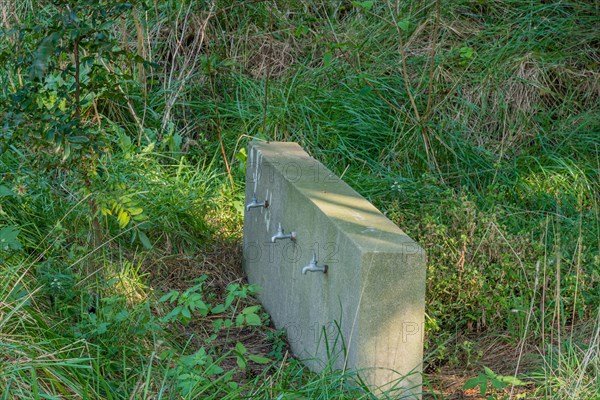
left=243, top=141, right=426, bottom=398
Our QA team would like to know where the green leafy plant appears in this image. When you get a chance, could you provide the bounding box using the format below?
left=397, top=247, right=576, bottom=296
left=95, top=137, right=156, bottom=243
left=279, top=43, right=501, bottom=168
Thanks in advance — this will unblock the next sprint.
left=167, top=346, right=231, bottom=396
left=0, top=225, right=22, bottom=251
left=211, top=282, right=262, bottom=331
left=159, top=276, right=211, bottom=324
left=266, top=329, right=288, bottom=360
left=397, top=18, right=411, bottom=32
left=352, top=1, right=374, bottom=12
left=459, top=46, right=475, bottom=60
left=233, top=341, right=270, bottom=370
left=464, top=366, right=529, bottom=399
left=160, top=277, right=264, bottom=330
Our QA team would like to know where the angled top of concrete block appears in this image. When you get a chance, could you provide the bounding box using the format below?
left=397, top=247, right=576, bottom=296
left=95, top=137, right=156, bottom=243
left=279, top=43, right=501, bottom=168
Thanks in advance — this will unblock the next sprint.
left=249, top=141, right=423, bottom=254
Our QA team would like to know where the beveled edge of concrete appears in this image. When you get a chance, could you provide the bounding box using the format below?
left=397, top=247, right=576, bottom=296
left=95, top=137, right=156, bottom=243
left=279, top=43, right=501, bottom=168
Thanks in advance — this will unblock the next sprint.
left=248, top=140, right=424, bottom=255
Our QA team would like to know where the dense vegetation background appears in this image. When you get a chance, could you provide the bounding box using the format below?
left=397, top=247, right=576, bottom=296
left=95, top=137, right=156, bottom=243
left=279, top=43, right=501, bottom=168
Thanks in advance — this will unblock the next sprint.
left=0, top=0, right=598, bottom=398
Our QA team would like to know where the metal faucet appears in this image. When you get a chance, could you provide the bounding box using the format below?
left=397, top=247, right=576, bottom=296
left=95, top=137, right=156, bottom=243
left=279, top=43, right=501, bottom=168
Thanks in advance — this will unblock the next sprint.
left=246, top=193, right=268, bottom=211
left=302, top=252, right=328, bottom=274
left=271, top=223, right=297, bottom=243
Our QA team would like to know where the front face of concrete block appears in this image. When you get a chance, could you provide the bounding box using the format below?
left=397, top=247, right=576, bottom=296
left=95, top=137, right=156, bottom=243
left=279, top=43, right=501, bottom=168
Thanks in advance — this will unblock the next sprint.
left=243, top=141, right=426, bottom=397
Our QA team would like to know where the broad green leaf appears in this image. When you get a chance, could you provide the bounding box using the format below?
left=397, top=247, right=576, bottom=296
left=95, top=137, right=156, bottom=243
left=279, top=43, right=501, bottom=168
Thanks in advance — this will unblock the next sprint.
left=130, top=229, right=137, bottom=245
left=460, top=46, right=475, bottom=59
left=235, top=313, right=244, bottom=327
left=245, top=313, right=262, bottom=326
left=352, top=1, right=373, bottom=11
left=248, top=354, right=270, bottom=364
left=212, top=319, right=224, bottom=331
left=463, top=376, right=485, bottom=390
left=497, top=374, right=530, bottom=386
left=483, top=366, right=496, bottom=378
left=163, top=306, right=181, bottom=322
left=115, top=310, right=129, bottom=322
left=492, top=379, right=507, bottom=390
left=132, top=213, right=148, bottom=222
left=0, top=226, right=22, bottom=251
left=0, top=186, right=15, bottom=197
left=128, top=207, right=143, bottom=216
left=142, top=141, right=155, bottom=153
left=398, top=18, right=410, bottom=31
left=227, top=283, right=240, bottom=292
left=138, top=230, right=152, bottom=249
left=159, top=349, right=176, bottom=360
left=118, top=131, right=132, bottom=152
left=211, top=304, right=227, bottom=314
left=235, top=342, right=247, bottom=355
left=242, top=305, right=261, bottom=315
left=117, top=210, right=130, bottom=228
left=97, top=322, right=108, bottom=335
left=480, top=381, right=487, bottom=396
left=168, top=132, right=182, bottom=153
left=235, top=148, right=247, bottom=162
left=205, top=364, right=224, bottom=376
left=236, top=355, right=247, bottom=369
left=197, top=302, right=209, bottom=317
left=159, top=290, right=178, bottom=303
left=187, top=293, right=202, bottom=303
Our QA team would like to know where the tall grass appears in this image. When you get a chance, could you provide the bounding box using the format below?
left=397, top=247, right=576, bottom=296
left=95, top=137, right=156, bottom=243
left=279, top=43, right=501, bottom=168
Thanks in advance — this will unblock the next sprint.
left=1, top=0, right=598, bottom=398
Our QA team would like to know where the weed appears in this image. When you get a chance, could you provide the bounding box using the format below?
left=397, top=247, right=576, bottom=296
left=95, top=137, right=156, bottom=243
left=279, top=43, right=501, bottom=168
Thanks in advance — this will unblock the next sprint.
left=463, top=366, right=529, bottom=399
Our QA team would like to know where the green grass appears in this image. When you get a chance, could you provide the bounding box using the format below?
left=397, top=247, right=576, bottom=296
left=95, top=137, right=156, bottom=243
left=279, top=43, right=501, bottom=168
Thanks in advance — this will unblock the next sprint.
left=1, top=0, right=599, bottom=398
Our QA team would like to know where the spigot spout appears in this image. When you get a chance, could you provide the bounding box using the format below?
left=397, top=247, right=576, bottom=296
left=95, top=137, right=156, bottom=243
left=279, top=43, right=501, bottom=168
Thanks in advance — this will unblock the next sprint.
left=302, top=252, right=328, bottom=274
left=246, top=193, right=268, bottom=211
left=271, top=223, right=297, bottom=243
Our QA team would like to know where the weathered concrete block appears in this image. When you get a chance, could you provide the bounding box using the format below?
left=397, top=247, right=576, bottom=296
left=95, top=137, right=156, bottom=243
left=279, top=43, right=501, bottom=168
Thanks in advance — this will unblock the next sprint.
left=243, top=141, right=426, bottom=397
